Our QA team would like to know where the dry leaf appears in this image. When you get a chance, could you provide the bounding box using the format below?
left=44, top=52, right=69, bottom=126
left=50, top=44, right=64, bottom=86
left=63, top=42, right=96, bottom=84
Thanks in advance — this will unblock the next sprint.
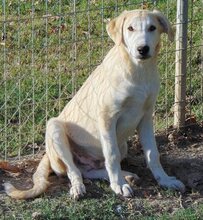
left=0, top=161, right=22, bottom=173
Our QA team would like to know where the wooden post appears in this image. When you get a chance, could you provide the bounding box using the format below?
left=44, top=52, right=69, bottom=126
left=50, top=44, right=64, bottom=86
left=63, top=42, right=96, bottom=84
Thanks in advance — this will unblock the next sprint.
left=174, top=0, right=188, bottom=128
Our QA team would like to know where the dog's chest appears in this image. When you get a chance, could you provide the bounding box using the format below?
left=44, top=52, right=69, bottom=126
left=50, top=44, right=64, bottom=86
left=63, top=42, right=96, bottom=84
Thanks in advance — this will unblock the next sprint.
left=116, top=82, right=158, bottom=137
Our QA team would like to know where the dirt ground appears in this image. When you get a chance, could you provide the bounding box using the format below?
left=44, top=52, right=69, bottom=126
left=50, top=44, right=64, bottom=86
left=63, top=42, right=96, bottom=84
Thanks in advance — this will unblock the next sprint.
left=0, top=123, right=203, bottom=214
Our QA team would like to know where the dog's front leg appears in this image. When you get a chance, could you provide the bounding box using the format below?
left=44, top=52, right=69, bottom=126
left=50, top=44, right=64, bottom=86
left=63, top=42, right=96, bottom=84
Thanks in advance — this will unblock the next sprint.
left=138, top=114, right=185, bottom=192
left=98, top=115, right=133, bottom=197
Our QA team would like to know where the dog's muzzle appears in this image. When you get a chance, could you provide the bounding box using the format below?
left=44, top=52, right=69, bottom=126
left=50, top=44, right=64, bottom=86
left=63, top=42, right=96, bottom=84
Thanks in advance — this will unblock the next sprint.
left=137, top=45, right=150, bottom=59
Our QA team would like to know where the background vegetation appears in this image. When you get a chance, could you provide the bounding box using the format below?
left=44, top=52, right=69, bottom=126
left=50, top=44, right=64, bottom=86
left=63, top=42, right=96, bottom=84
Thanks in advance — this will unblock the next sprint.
left=0, top=0, right=202, bottom=157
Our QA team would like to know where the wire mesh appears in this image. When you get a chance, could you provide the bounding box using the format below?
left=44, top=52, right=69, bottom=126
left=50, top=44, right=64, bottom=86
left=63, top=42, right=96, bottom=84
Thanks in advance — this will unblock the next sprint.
left=0, top=0, right=202, bottom=159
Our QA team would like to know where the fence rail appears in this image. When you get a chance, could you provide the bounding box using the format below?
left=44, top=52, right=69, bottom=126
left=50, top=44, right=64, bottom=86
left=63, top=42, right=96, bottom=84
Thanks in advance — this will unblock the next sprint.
left=0, top=0, right=202, bottom=159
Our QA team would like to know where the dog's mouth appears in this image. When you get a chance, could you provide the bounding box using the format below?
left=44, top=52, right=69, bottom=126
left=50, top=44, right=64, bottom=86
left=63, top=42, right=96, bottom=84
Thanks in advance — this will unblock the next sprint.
left=137, top=54, right=151, bottom=60
left=129, top=50, right=152, bottom=61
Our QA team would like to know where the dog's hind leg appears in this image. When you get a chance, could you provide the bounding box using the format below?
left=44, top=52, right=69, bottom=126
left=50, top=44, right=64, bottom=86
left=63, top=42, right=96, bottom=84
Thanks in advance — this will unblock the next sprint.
left=46, top=118, right=86, bottom=199
left=81, top=168, right=139, bottom=185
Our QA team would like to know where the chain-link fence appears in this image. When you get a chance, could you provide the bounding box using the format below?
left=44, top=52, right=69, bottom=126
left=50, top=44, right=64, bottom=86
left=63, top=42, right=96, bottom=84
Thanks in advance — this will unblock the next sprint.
left=0, top=0, right=202, bottom=159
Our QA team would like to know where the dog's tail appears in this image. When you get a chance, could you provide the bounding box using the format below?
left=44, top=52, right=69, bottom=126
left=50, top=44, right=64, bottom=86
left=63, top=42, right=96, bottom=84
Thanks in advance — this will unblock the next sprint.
left=4, top=154, right=51, bottom=199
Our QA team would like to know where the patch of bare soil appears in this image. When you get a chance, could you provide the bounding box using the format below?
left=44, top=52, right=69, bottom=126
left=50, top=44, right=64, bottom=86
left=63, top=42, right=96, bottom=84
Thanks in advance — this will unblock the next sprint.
left=0, top=123, right=203, bottom=214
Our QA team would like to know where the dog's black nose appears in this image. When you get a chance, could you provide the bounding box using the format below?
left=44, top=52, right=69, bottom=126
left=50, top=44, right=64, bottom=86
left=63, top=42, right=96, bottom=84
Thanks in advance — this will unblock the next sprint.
left=137, top=45, right=150, bottom=56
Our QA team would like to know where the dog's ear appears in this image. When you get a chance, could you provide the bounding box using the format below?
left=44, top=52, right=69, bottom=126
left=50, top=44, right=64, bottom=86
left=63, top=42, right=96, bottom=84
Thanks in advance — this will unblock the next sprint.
left=153, top=10, right=174, bottom=42
left=106, top=11, right=127, bottom=45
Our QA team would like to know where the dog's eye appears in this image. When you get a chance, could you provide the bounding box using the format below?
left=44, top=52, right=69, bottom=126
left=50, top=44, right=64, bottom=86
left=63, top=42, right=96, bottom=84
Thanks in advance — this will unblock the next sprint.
left=128, top=26, right=134, bottom=31
left=149, top=25, right=156, bottom=32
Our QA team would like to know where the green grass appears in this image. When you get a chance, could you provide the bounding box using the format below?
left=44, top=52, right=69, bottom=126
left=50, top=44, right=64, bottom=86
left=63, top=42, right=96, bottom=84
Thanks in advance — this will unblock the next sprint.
left=0, top=1, right=202, bottom=156
left=2, top=195, right=126, bottom=220
left=1, top=188, right=203, bottom=220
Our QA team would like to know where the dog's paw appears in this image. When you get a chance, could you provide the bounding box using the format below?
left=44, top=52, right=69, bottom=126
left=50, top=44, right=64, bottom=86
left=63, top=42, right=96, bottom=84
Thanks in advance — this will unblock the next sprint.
left=110, top=182, right=134, bottom=197
left=70, top=183, right=86, bottom=200
left=124, top=173, right=140, bottom=185
left=157, top=176, right=185, bottom=193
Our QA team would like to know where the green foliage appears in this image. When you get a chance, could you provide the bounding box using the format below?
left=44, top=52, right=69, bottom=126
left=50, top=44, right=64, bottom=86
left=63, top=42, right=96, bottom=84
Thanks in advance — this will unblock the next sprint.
left=0, top=0, right=202, bottom=157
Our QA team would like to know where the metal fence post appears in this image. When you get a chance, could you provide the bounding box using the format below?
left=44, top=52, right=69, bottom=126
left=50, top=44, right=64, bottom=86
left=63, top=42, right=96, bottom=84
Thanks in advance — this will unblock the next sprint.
left=174, top=0, right=188, bottom=128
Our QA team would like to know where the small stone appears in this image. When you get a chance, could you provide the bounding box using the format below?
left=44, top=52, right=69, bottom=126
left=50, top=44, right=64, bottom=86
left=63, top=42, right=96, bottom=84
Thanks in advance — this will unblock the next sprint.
left=32, top=211, right=42, bottom=219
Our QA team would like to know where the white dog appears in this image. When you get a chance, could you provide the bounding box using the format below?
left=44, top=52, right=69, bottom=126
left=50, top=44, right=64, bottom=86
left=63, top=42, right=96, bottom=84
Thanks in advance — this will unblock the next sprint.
left=4, top=9, right=185, bottom=199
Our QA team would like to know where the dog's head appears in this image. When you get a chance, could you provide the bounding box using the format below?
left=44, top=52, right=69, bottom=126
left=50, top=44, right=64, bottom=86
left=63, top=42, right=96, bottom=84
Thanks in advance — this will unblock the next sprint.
left=107, top=9, right=174, bottom=61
